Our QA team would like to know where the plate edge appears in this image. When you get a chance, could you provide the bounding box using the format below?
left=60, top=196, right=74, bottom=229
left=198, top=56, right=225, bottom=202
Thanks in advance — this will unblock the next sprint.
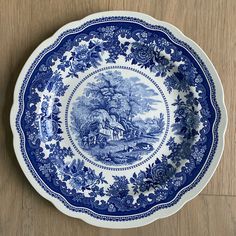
left=10, top=11, right=228, bottom=229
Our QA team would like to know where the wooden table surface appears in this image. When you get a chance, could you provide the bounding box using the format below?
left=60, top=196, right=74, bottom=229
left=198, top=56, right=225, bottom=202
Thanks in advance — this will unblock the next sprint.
left=0, top=0, right=235, bottom=235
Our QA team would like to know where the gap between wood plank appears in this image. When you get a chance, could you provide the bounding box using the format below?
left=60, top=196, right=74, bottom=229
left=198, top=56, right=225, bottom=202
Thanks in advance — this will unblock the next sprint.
left=199, top=193, right=236, bottom=197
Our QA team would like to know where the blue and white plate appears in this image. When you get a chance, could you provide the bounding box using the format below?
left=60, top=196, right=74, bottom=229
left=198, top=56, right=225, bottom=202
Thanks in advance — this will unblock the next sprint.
left=10, top=11, right=227, bottom=228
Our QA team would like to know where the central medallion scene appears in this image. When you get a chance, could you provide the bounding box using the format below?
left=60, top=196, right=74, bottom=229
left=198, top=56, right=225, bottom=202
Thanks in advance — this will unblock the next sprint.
left=69, top=69, right=167, bottom=166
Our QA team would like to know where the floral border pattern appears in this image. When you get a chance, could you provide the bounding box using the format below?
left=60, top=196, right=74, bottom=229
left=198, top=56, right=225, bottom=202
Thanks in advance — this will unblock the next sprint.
left=14, top=16, right=220, bottom=221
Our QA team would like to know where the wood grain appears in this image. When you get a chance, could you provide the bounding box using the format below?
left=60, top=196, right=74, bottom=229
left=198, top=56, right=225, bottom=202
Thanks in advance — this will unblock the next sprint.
left=0, top=0, right=235, bottom=235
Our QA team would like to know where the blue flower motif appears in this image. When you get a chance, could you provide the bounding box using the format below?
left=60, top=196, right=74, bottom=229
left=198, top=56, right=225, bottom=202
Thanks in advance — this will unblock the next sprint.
left=69, top=176, right=85, bottom=191
left=181, top=61, right=198, bottom=80
left=171, top=173, right=187, bottom=190
left=185, top=92, right=199, bottom=106
left=39, top=163, right=54, bottom=181
left=136, top=31, right=149, bottom=42
left=137, top=193, right=149, bottom=208
left=34, top=147, right=45, bottom=161
left=107, top=204, right=116, bottom=212
left=131, top=42, right=154, bottom=64
left=170, top=49, right=182, bottom=62
left=107, top=176, right=129, bottom=198
left=41, top=100, right=49, bottom=114
left=164, top=72, right=190, bottom=93
left=156, top=38, right=170, bottom=50
left=104, top=39, right=129, bottom=63
left=84, top=169, right=97, bottom=185
left=70, top=44, right=102, bottom=73
left=152, top=56, right=174, bottom=77
left=166, top=137, right=177, bottom=150
left=191, top=145, right=207, bottom=164
left=57, top=56, right=70, bottom=71
left=139, top=182, right=149, bottom=192
left=76, top=45, right=90, bottom=61
left=186, top=112, right=200, bottom=128
left=121, top=195, right=134, bottom=209
left=98, top=26, right=117, bottom=39
left=60, top=159, right=106, bottom=192
left=154, top=189, right=168, bottom=202
left=89, top=186, right=105, bottom=197
left=195, top=75, right=203, bottom=84
left=149, top=162, right=175, bottom=185
left=175, top=107, right=187, bottom=119
left=39, top=64, right=48, bottom=72
left=130, top=171, right=147, bottom=193
left=171, top=96, right=200, bottom=139
left=26, top=129, right=39, bottom=145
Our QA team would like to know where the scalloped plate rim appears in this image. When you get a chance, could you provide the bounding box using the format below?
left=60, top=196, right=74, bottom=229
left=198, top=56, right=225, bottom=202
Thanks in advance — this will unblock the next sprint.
left=10, top=11, right=227, bottom=229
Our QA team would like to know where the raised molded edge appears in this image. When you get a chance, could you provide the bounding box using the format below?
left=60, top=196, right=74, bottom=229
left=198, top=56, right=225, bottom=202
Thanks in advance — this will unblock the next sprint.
left=10, top=11, right=227, bottom=228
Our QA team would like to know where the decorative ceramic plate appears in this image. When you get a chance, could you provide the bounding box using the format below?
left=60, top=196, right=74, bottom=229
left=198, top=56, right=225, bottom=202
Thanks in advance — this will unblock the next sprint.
left=11, top=11, right=227, bottom=228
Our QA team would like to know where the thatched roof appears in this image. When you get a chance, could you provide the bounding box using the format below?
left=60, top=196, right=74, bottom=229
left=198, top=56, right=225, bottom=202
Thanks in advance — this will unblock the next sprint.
left=89, top=109, right=124, bottom=131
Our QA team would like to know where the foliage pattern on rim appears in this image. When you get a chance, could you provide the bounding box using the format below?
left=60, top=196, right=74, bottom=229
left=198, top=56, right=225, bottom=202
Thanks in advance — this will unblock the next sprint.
left=14, top=16, right=219, bottom=220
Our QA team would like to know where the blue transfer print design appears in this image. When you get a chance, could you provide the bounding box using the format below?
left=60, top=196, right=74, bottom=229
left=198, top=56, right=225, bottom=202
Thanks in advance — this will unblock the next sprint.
left=70, top=70, right=165, bottom=166
left=65, top=66, right=170, bottom=171
left=15, top=16, right=220, bottom=221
